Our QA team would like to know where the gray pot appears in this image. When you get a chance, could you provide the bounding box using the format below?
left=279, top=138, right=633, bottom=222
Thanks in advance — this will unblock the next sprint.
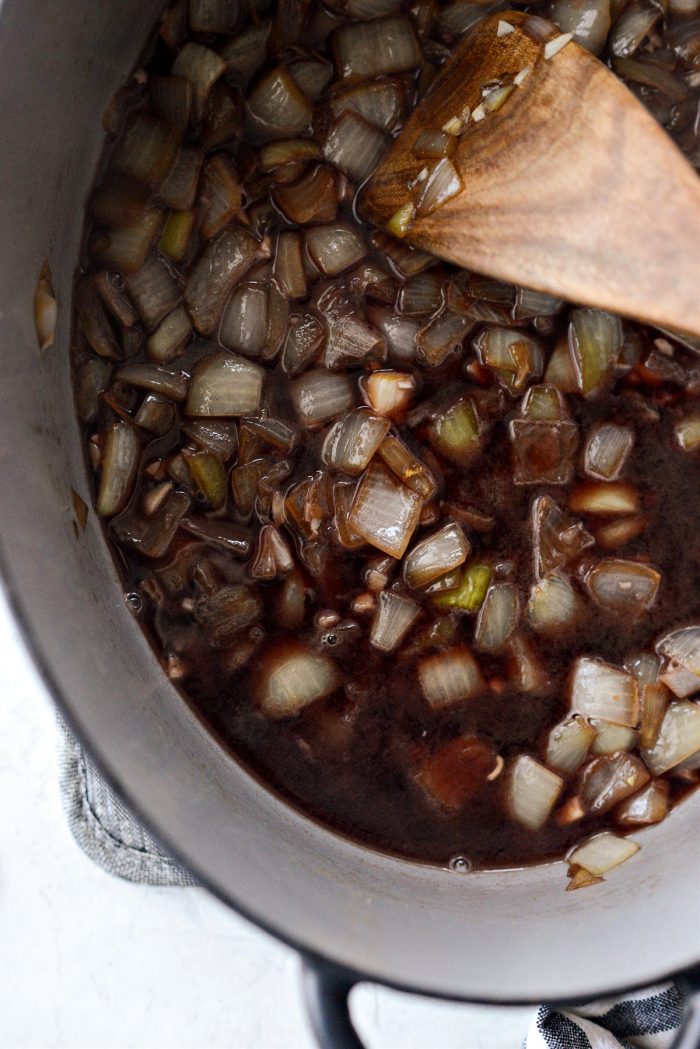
left=0, top=3, right=699, bottom=1045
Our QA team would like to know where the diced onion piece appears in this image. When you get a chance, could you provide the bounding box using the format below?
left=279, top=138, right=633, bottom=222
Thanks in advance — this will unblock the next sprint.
left=568, top=481, right=640, bottom=515
left=370, top=591, right=421, bottom=652
left=612, top=55, right=688, bottom=102
left=199, top=155, right=243, bottom=240
left=387, top=203, right=415, bottom=238
left=532, top=495, right=594, bottom=577
left=568, top=832, right=640, bottom=876
left=113, top=114, right=181, bottom=189
left=506, top=635, right=548, bottom=693
left=580, top=752, right=649, bottom=814
left=93, top=270, right=137, bottom=329
left=360, top=370, right=416, bottom=418
left=544, top=31, right=573, bottom=58
left=474, top=583, right=519, bottom=653
left=76, top=358, right=112, bottom=424
left=594, top=514, right=648, bottom=550
left=74, top=279, right=120, bottom=359
left=289, top=57, right=333, bottom=101
left=398, top=272, right=444, bottom=317
left=160, top=209, right=196, bottom=262
left=116, top=363, right=188, bottom=401
left=246, top=65, right=312, bottom=139
left=528, top=574, right=581, bottom=635
left=416, top=736, right=498, bottom=811
left=188, top=0, right=239, bottom=33
left=182, top=417, right=238, bottom=460
left=186, top=451, right=227, bottom=509
left=332, top=16, right=422, bottom=77
left=615, top=780, right=669, bottom=826
left=184, top=227, right=260, bottom=336
left=323, top=111, right=389, bottom=182
left=609, top=3, right=660, bottom=57
left=250, top=524, right=295, bottom=580
left=583, top=423, right=634, bottom=480
left=258, top=138, right=322, bottom=171
left=482, top=83, right=515, bottom=111
left=546, top=716, right=596, bottom=775
left=660, top=665, right=700, bottom=699
left=656, top=625, right=700, bottom=677
left=347, top=461, right=423, bottom=557
left=274, top=232, right=307, bottom=300
left=497, top=18, right=515, bottom=35
left=330, top=79, right=404, bottom=132
left=642, top=700, right=700, bottom=774
left=282, top=313, right=326, bottom=376
left=220, top=20, right=271, bottom=82
left=172, top=42, right=227, bottom=122
left=507, top=755, right=564, bottom=830
left=428, top=395, right=481, bottom=464
left=626, top=652, right=661, bottom=688
left=675, top=415, right=700, bottom=452
left=413, top=130, right=456, bottom=159
left=566, top=867, right=604, bottom=891
left=219, top=284, right=268, bottom=357
left=415, top=159, right=462, bottom=217
left=475, top=327, right=544, bottom=393
left=569, top=308, right=622, bottom=395
left=550, top=0, right=611, bottom=55
left=418, top=646, right=483, bottom=709
left=332, top=479, right=365, bottom=549
left=585, top=559, right=660, bottom=616
left=322, top=408, right=390, bottom=475
left=366, top=308, right=419, bottom=364
left=124, top=255, right=181, bottom=332
left=376, top=435, right=437, bottom=499
left=255, top=642, right=340, bottom=719
left=159, top=145, right=203, bottom=212
left=186, top=351, right=264, bottom=416
left=544, top=337, right=579, bottom=392
left=403, top=522, right=469, bottom=589
left=305, top=224, right=367, bottom=277
left=591, top=723, right=637, bottom=754
left=416, top=312, right=471, bottom=367
left=324, top=313, right=386, bottom=370
left=96, top=422, right=140, bottom=517
left=433, top=562, right=492, bottom=612
left=509, top=418, right=578, bottom=485
left=113, top=489, right=191, bottom=560
left=290, top=369, right=355, bottom=427
left=149, top=75, right=193, bottom=129
left=571, top=657, right=638, bottom=726
left=521, top=384, right=567, bottom=421
left=273, top=166, right=338, bottom=226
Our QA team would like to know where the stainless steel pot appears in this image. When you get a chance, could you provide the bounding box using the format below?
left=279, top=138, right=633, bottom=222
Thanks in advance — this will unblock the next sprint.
left=1, top=2, right=699, bottom=1045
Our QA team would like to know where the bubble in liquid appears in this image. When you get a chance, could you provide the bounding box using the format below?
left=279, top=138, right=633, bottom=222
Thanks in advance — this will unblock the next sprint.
left=125, top=592, right=142, bottom=615
left=448, top=855, right=472, bottom=874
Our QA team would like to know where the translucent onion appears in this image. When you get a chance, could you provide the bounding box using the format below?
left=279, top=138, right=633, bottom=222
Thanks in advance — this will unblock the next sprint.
left=112, top=489, right=191, bottom=559
left=289, top=57, right=333, bottom=101
left=199, top=155, right=243, bottom=240
left=149, top=75, right=193, bottom=128
left=194, top=583, right=263, bottom=644
left=579, top=752, right=649, bottom=814
left=322, top=408, right=390, bottom=475
left=475, top=326, right=544, bottom=392
left=159, top=145, right=203, bottom=212
left=416, top=312, right=471, bottom=367
left=568, top=832, right=640, bottom=876
left=675, top=415, right=700, bottom=452
left=571, top=657, right=638, bottom=726
left=332, top=479, right=366, bottom=548
left=546, top=715, right=596, bottom=775
left=626, top=652, right=661, bottom=689
left=112, top=114, right=182, bottom=189
left=418, top=646, right=483, bottom=709
left=414, top=159, right=463, bottom=218
left=330, top=79, right=403, bottom=131
left=427, top=394, right=481, bottom=465
left=124, top=255, right=181, bottom=332
left=246, top=65, right=312, bottom=139
left=522, top=385, right=566, bottom=422
left=181, top=417, right=238, bottom=460
left=569, top=308, right=623, bottom=395
left=568, top=481, right=640, bottom=515
left=660, top=665, right=700, bottom=699
left=376, top=435, right=438, bottom=499
left=612, top=56, right=688, bottom=103
left=306, top=223, right=367, bottom=277
left=412, top=129, right=456, bottom=159
left=506, top=755, right=564, bottom=831
left=643, top=702, right=700, bottom=781
left=76, top=358, right=112, bottom=424
left=366, top=307, right=419, bottom=364
left=507, top=635, right=548, bottom=693
left=323, top=111, right=389, bottom=181
left=93, top=271, right=138, bottom=329
left=184, top=227, right=260, bottom=335
left=474, top=583, right=519, bottom=653
left=185, top=351, right=264, bottom=416
left=74, top=279, right=120, bottom=359
left=220, top=21, right=271, bottom=82
left=290, top=368, right=355, bottom=427
left=219, top=284, right=268, bottom=357
left=274, top=232, right=307, bottom=300
left=398, top=272, right=445, bottom=316
left=609, top=3, right=660, bottom=57
left=544, top=337, right=579, bottom=393
left=509, top=418, right=579, bottom=485
left=281, top=313, right=326, bottom=376
left=370, top=591, right=421, bottom=652
left=513, top=286, right=563, bottom=320
left=273, top=166, right=338, bottom=225
left=346, top=468, right=417, bottom=553
left=436, top=0, right=504, bottom=39
left=532, top=495, right=594, bottom=577
left=117, top=363, right=188, bottom=401
left=258, top=138, right=322, bottom=171
left=96, top=422, right=140, bottom=517
left=403, top=522, right=469, bottom=588
left=615, top=780, right=669, bottom=826
left=332, top=16, right=422, bottom=77
left=360, top=370, right=416, bottom=417
left=186, top=450, right=227, bottom=508
left=250, top=524, right=295, bottom=579
left=91, top=205, right=165, bottom=275
left=656, top=625, right=700, bottom=678
left=135, top=395, right=177, bottom=436
left=254, top=642, right=340, bottom=719
left=550, top=0, right=610, bottom=54
left=594, top=514, right=648, bottom=550
left=591, top=722, right=637, bottom=754
left=583, top=424, right=634, bottom=480
left=527, top=574, right=581, bottom=634
left=172, top=41, right=227, bottom=122
left=585, top=559, right=660, bottom=616
left=188, top=0, right=239, bottom=33
left=201, top=81, right=243, bottom=152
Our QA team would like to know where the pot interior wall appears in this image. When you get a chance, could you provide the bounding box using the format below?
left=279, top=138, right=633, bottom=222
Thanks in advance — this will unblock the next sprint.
left=0, top=0, right=698, bottom=1003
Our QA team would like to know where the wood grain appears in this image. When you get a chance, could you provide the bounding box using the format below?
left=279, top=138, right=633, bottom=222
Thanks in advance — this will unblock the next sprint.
left=362, top=11, right=700, bottom=336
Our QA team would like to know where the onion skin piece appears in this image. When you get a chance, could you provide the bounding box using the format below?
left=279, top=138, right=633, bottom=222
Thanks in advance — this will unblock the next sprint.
left=96, top=422, right=140, bottom=517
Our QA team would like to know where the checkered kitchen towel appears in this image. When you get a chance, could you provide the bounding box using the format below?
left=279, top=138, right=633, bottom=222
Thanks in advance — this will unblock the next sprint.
left=58, top=719, right=687, bottom=1046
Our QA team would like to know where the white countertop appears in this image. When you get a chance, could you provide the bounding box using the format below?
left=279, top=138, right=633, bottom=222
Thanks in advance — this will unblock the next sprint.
left=0, top=589, right=533, bottom=1049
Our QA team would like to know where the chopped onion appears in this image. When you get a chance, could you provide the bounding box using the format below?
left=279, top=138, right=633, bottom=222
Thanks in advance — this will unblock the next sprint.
left=332, top=479, right=365, bottom=548
left=184, top=227, right=260, bottom=335
left=117, top=363, right=188, bottom=401
left=322, top=408, right=390, bottom=474
left=376, top=435, right=437, bottom=499
left=568, top=832, right=640, bottom=875
left=274, top=166, right=338, bottom=226
left=219, top=284, right=268, bottom=357
left=428, top=394, right=481, bottom=464
left=509, top=418, right=579, bottom=485
left=546, top=715, right=596, bottom=775
left=201, top=81, right=243, bottom=152
left=609, top=3, right=660, bottom=57
left=414, top=159, right=462, bottom=217
left=305, top=223, right=367, bottom=277
left=656, top=625, right=700, bottom=678
left=544, top=337, right=579, bottom=392
left=186, top=351, right=264, bottom=416
left=93, top=271, right=137, bottom=330
left=398, top=272, right=444, bottom=316
left=615, top=780, right=669, bottom=826
left=246, top=65, right=312, bottom=139
left=199, top=155, right=243, bottom=240
left=274, top=232, right=307, bottom=300
left=626, top=652, right=660, bottom=689
left=543, top=31, right=573, bottom=58
left=290, top=368, right=355, bottom=427
left=76, top=358, right=112, bottom=424
left=323, top=111, right=389, bottom=182
left=289, top=57, right=333, bottom=101
left=124, top=255, right=181, bottom=332
left=360, top=370, right=416, bottom=417
left=90, top=204, right=165, bottom=275
left=258, top=138, right=322, bottom=171
left=612, top=56, right=688, bottom=103
left=642, top=700, right=700, bottom=775
left=347, top=461, right=423, bottom=556
left=220, top=20, right=271, bottom=82
left=474, top=583, right=519, bottom=653
left=331, top=79, right=403, bottom=131
left=418, top=646, right=483, bottom=709
left=585, top=559, right=660, bottom=616
left=370, top=591, right=421, bottom=652
left=186, top=450, right=227, bottom=508
left=250, top=524, right=295, bottom=579
left=113, top=114, right=182, bottom=189
left=413, top=129, right=456, bottom=159
left=281, top=313, right=326, bottom=376
left=135, top=395, right=177, bottom=436
left=159, top=209, right=195, bottom=263
left=436, top=0, right=504, bottom=39
left=569, top=308, right=623, bottom=395
left=475, top=326, right=544, bottom=392
left=113, top=489, right=191, bottom=559
left=149, top=75, right=193, bottom=128
left=172, top=41, right=226, bottom=122
left=568, top=481, right=640, bottom=515
left=591, top=722, right=637, bottom=754
left=528, top=574, right=581, bottom=634
left=96, top=422, right=140, bottom=517
left=583, top=424, right=634, bottom=480
left=660, top=665, right=700, bottom=699
left=506, top=634, right=548, bottom=693
left=507, top=755, right=563, bottom=831
left=675, top=415, right=700, bottom=452
left=366, top=308, right=419, bottom=364
left=189, top=0, right=239, bottom=33
left=594, top=514, right=648, bottom=550
left=580, top=752, right=649, bottom=813
left=416, top=312, right=471, bottom=367
left=75, top=279, right=120, bottom=359
left=332, top=16, right=422, bottom=77
left=159, top=145, right=203, bottom=212
left=89, top=174, right=153, bottom=230
left=403, top=522, right=469, bottom=588
left=254, top=642, right=340, bottom=719
left=532, top=495, right=594, bottom=577
left=231, top=459, right=265, bottom=517
left=182, top=417, right=238, bottom=459
left=321, top=313, right=385, bottom=370
left=550, top=0, right=610, bottom=54
left=571, top=657, right=638, bottom=726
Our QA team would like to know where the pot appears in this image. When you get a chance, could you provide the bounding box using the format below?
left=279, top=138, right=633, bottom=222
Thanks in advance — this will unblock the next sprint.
left=0, top=2, right=699, bottom=1045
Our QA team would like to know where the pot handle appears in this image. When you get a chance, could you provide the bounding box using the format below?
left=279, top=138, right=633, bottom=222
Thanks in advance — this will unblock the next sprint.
left=672, top=967, right=700, bottom=1049
left=302, top=957, right=365, bottom=1049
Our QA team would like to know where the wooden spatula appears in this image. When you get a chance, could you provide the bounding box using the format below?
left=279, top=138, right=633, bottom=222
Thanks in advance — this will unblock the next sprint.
left=361, top=10, right=700, bottom=337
